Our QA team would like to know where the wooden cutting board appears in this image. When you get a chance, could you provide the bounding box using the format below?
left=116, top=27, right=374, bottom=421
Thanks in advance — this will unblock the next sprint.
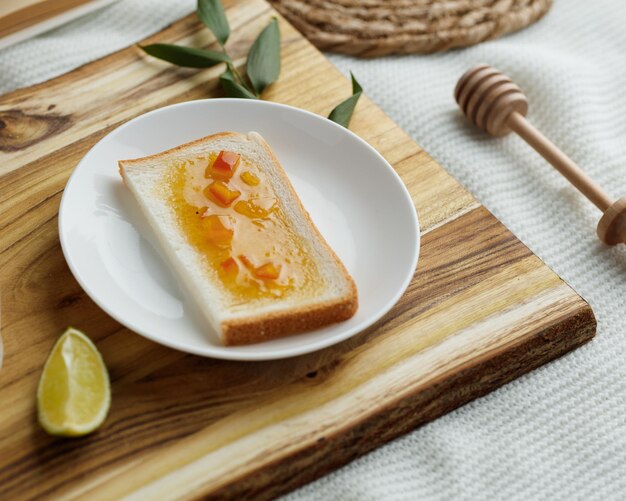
left=0, top=0, right=596, bottom=499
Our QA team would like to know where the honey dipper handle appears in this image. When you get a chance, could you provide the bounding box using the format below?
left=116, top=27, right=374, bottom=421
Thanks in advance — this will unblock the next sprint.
left=506, top=112, right=613, bottom=212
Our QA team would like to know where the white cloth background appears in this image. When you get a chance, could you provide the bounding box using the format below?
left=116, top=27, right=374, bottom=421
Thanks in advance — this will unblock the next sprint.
left=2, top=1, right=626, bottom=499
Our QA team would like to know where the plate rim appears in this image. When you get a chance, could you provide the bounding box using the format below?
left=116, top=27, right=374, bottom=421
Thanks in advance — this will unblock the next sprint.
left=58, top=98, right=420, bottom=361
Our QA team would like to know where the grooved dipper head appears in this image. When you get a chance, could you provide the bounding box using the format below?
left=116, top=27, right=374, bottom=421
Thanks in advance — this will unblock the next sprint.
left=454, top=64, right=528, bottom=137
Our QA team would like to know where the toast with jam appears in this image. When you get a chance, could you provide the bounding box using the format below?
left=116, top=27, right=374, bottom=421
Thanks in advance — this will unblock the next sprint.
left=119, top=132, right=358, bottom=345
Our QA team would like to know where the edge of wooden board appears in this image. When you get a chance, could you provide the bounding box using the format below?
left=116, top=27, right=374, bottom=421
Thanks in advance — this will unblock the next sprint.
left=217, top=305, right=595, bottom=500
left=0, top=0, right=118, bottom=47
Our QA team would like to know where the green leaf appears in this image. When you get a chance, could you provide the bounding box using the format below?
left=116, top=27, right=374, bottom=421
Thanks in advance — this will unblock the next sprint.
left=328, top=73, right=363, bottom=128
left=140, top=43, right=230, bottom=68
left=220, top=68, right=258, bottom=99
left=246, top=18, right=281, bottom=95
left=197, top=0, right=230, bottom=46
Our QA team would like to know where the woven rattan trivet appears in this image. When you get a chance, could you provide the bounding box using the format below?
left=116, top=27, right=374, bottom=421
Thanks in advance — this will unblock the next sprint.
left=269, top=0, right=552, bottom=57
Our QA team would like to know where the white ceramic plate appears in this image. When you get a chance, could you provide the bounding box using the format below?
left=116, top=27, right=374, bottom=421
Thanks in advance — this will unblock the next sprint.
left=59, top=99, right=419, bottom=360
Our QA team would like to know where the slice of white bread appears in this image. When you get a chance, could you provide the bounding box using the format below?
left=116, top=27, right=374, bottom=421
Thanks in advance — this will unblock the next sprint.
left=119, top=131, right=357, bottom=345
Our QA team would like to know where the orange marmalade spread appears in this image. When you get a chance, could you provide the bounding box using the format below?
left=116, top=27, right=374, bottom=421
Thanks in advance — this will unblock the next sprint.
left=162, top=150, right=322, bottom=304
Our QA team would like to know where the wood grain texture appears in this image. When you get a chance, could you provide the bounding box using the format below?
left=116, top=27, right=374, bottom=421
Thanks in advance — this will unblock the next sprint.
left=0, top=0, right=95, bottom=39
left=0, top=0, right=595, bottom=499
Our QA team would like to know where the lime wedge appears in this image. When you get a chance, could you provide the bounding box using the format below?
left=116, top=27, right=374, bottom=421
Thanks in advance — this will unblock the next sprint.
left=37, top=327, right=111, bottom=437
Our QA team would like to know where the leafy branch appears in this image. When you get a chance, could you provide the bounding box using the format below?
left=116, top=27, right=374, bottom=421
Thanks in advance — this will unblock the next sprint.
left=140, top=0, right=362, bottom=127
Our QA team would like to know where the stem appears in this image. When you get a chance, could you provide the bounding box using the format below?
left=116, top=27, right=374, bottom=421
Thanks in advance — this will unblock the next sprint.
left=227, top=62, right=258, bottom=97
left=216, top=37, right=257, bottom=96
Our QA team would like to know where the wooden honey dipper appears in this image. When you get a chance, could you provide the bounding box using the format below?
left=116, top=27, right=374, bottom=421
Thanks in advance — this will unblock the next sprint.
left=455, top=64, right=626, bottom=246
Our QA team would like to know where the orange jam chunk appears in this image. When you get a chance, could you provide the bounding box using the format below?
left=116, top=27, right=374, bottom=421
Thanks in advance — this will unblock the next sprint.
left=206, top=151, right=240, bottom=181
left=240, top=171, right=260, bottom=186
left=254, top=262, right=281, bottom=280
left=237, top=255, right=280, bottom=281
left=234, top=199, right=272, bottom=219
left=202, top=214, right=234, bottom=247
left=205, top=181, right=241, bottom=207
left=238, top=254, right=255, bottom=270
left=220, top=257, right=239, bottom=275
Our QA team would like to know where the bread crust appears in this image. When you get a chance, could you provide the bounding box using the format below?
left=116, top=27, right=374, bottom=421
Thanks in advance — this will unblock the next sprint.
left=119, top=131, right=358, bottom=345
left=222, top=294, right=358, bottom=345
